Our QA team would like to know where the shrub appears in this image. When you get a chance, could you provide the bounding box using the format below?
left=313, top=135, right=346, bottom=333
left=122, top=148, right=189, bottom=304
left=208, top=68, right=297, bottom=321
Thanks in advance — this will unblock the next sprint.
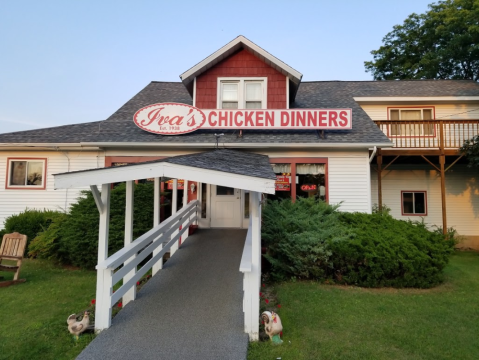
left=28, top=212, right=69, bottom=261
left=2, top=209, right=64, bottom=249
left=262, top=198, right=455, bottom=288
left=330, top=212, right=455, bottom=288
left=262, top=197, right=352, bottom=281
left=58, top=182, right=155, bottom=269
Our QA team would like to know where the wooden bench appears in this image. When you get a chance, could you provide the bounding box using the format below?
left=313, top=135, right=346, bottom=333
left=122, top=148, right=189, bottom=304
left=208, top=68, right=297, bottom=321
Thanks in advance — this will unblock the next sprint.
left=0, top=232, right=27, bottom=287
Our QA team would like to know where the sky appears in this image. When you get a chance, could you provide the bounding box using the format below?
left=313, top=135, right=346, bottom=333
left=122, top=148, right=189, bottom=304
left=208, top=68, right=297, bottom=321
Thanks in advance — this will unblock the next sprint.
left=0, top=0, right=437, bottom=134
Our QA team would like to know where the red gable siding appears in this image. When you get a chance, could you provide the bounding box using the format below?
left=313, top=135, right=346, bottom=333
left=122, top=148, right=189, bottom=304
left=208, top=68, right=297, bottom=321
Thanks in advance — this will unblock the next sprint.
left=195, top=49, right=287, bottom=109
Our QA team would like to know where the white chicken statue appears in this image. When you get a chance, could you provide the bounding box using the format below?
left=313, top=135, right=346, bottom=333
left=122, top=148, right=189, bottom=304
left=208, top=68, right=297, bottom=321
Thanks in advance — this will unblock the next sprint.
left=261, top=311, right=283, bottom=344
left=67, top=311, right=90, bottom=340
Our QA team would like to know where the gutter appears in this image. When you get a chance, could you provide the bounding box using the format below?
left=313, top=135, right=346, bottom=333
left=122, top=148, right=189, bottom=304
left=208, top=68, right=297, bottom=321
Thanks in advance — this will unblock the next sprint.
left=0, top=144, right=101, bottom=151
left=79, top=142, right=394, bottom=149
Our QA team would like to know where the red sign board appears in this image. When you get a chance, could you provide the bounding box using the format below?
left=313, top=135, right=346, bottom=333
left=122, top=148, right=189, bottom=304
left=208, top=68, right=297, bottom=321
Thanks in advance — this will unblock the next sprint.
left=167, top=179, right=184, bottom=190
left=134, top=103, right=352, bottom=135
left=275, top=175, right=291, bottom=191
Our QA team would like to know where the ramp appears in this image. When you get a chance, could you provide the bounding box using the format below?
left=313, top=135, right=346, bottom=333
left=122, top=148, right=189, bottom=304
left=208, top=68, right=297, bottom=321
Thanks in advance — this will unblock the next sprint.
left=77, top=229, right=248, bottom=360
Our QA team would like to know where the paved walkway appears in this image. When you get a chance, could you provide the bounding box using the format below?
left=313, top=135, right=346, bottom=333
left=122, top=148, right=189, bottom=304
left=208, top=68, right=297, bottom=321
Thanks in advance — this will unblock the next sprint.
left=77, top=229, right=248, bottom=360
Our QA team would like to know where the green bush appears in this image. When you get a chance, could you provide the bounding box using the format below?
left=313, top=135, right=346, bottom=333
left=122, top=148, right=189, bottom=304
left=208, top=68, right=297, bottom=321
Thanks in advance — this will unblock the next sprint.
left=262, top=197, right=352, bottom=281
left=2, top=209, right=64, bottom=249
left=28, top=212, right=69, bottom=261
left=262, top=198, right=455, bottom=288
left=58, top=182, right=155, bottom=269
left=331, top=212, right=454, bottom=288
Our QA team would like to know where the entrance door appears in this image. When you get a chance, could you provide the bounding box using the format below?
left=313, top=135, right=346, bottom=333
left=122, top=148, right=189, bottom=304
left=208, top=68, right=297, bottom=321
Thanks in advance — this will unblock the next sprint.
left=211, top=185, right=241, bottom=228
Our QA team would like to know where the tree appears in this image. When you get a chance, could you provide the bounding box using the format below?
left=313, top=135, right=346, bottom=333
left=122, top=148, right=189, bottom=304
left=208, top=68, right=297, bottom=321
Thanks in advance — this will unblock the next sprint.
left=460, top=135, right=479, bottom=170
left=365, top=0, right=479, bottom=81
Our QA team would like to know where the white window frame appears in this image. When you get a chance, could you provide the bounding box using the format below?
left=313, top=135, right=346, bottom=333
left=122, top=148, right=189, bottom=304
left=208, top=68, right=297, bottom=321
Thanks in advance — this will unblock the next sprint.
left=217, top=77, right=268, bottom=109
left=6, top=158, right=47, bottom=190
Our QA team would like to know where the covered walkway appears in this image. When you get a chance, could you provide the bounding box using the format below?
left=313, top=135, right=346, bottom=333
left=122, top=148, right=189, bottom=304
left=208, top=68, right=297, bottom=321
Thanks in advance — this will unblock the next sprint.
left=77, top=229, right=248, bottom=360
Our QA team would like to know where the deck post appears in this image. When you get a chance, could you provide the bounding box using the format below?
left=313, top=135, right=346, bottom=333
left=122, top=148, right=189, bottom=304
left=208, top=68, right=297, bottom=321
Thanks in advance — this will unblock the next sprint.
left=123, top=180, right=136, bottom=305
left=95, top=183, right=112, bottom=331
left=152, top=177, right=163, bottom=276
left=171, top=179, right=179, bottom=255
left=249, top=191, right=261, bottom=340
left=440, top=155, right=447, bottom=235
left=439, top=121, right=447, bottom=235
left=377, top=149, right=383, bottom=211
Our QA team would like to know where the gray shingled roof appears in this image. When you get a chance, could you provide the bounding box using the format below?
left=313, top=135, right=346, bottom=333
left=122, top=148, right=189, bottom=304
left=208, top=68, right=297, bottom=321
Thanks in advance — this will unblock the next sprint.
left=55, top=149, right=276, bottom=180
left=1, top=79, right=478, bottom=146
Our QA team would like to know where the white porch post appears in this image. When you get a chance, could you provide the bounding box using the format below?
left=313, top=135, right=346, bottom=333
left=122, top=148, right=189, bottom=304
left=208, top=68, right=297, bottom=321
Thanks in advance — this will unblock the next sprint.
left=182, top=180, right=189, bottom=244
left=123, top=180, right=136, bottom=305
left=152, top=177, right=163, bottom=276
left=250, top=191, right=261, bottom=340
left=171, top=179, right=179, bottom=255
left=95, top=184, right=112, bottom=331
left=196, top=182, right=201, bottom=225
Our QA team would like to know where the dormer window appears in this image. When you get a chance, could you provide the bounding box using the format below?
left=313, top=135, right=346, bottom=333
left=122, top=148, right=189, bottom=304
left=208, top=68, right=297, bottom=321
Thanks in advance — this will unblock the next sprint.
left=218, top=78, right=267, bottom=109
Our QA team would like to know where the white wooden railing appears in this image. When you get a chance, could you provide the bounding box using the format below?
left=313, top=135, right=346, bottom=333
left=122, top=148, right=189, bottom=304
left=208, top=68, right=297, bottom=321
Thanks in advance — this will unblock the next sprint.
left=95, top=200, right=199, bottom=330
left=239, top=191, right=261, bottom=341
left=240, top=218, right=254, bottom=337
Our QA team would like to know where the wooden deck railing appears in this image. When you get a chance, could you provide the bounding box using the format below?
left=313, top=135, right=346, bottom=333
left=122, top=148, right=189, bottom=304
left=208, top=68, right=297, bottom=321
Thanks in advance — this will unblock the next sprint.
left=373, top=119, right=479, bottom=149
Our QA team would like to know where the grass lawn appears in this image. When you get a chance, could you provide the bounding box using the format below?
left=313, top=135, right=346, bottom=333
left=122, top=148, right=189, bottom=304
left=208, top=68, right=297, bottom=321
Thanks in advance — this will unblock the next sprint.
left=0, top=259, right=96, bottom=360
left=249, top=252, right=479, bottom=360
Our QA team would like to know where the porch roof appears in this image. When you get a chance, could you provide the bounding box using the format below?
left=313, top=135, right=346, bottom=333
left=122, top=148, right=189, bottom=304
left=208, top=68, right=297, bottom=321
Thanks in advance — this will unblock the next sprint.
left=53, top=149, right=276, bottom=194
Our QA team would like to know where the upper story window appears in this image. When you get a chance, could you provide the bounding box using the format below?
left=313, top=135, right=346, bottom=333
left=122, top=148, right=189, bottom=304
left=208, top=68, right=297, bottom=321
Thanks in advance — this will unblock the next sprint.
left=389, top=108, right=434, bottom=136
left=6, top=158, right=47, bottom=190
left=218, top=78, right=267, bottom=109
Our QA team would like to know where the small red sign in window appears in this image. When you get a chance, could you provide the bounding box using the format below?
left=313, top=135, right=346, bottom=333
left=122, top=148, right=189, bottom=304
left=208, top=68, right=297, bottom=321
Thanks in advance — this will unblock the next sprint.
left=301, top=184, right=317, bottom=192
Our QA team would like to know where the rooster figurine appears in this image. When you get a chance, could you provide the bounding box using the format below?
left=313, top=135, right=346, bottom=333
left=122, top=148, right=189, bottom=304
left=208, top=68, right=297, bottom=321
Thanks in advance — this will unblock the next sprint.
left=261, top=311, right=283, bottom=344
left=67, top=311, right=90, bottom=340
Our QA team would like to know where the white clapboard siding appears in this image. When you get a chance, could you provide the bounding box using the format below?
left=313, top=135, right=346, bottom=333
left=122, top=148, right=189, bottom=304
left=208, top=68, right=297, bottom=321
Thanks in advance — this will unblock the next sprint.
left=328, top=153, right=371, bottom=213
left=371, top=165, right=479, bottom=236
left=360, top=103, right=479, bottom=120
left=0, top=151, right=104, bottom=226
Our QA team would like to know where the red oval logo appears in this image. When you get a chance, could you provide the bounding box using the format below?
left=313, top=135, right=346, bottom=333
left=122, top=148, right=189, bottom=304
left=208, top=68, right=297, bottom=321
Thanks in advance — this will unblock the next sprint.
left=133, top=103, right=206, bottom=135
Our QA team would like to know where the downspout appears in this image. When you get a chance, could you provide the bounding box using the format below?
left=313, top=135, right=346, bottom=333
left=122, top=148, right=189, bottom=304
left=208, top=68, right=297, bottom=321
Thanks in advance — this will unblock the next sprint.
left=58, top=149, right=71, bottom=212
left=369, top=146, right=377, bottom=163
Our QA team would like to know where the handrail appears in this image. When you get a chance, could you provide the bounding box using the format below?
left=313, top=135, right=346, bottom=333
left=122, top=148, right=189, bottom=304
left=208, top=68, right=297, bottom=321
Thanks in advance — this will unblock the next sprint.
left=373, top=119, right=479, bottom=149
left=97, top=200, right=198, bottom=308
left=97, top=200, right=198, bottom=270
left=239, top=217, right=253, bottom=273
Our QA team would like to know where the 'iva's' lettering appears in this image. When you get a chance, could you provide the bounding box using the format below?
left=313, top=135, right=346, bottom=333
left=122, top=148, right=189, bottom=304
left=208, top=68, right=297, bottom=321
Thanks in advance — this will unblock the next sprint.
left=141, top=107, right=184, bottom=127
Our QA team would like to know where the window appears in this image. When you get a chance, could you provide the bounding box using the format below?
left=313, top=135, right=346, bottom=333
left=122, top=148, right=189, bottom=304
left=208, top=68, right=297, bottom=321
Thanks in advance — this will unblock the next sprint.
left=389, top=108, right=434, bottom=136
left=268, top=158, right=328, bottom=202
left=401, top=191, right=427, bottom=215
left=216, top=185, right=235, bottom=195
left=218, top=78, right=267, bottom=109
left=6, top=158, right=46, bottom=189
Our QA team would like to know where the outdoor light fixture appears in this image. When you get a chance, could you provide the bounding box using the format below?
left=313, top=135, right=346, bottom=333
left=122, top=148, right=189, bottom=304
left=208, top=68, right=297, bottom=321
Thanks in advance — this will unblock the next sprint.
left=190, top=183, right=196, bottom=194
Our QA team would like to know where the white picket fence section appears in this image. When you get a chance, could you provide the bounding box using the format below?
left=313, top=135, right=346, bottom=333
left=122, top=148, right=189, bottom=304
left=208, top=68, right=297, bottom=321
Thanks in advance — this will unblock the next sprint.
left=95, top=199, right=199, bottom=330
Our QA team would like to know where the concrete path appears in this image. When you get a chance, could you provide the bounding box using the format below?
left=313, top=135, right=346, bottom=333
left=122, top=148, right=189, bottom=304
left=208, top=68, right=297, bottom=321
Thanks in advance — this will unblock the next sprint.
left=77, top=229, right=249, bottom=360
